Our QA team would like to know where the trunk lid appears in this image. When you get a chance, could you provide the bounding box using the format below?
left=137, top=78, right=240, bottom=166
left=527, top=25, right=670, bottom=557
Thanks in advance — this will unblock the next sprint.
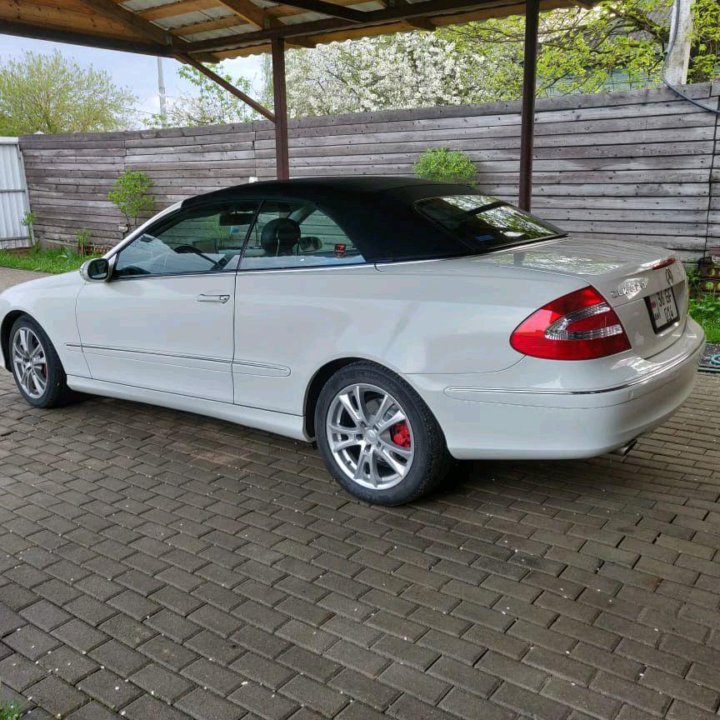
left=471, top=236, right=688, bottom=360
left=378, top=235, right=689, bottom=360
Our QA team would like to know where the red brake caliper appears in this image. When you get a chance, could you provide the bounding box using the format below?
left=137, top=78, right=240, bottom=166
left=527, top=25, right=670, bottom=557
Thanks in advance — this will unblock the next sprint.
left=391, top=421, right=412, bottom=449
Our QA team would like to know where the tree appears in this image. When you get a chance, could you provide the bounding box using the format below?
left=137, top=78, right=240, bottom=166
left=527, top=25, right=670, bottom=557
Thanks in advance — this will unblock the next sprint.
left=285, top=32, right=487, bottom=116
left=0, top=50, right=135, bottom=135
left=108, top=170, right=155, bottom=229
left=154, top=63, right=258, bottom=127
left=283, top=0, right=719, bottom=115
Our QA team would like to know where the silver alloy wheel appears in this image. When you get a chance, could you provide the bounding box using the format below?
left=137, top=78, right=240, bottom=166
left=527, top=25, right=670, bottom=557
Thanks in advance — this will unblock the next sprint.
left=326, top=383, right=415, bottom=490
left=11, top=327, right=48, bottom=400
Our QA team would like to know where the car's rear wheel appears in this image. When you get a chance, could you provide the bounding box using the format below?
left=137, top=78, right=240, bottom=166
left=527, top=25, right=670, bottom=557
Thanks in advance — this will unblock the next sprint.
left=10, top=316, right=74, bottom=408
left=315, top=362, right=451, bottom=505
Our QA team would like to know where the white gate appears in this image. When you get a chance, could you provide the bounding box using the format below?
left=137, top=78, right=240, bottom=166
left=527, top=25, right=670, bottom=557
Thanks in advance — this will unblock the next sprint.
left=0, top=138, right=32, bottom=249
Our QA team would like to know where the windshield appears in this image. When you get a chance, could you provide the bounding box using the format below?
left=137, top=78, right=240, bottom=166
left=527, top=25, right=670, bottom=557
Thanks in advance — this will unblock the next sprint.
left=415, top=194, right=564, bottom=252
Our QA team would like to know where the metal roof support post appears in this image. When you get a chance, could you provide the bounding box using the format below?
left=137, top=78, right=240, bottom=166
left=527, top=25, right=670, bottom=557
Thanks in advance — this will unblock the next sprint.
left=272, top=36, right=290, bottom=180
left=518, top=0, right=539, bottom=211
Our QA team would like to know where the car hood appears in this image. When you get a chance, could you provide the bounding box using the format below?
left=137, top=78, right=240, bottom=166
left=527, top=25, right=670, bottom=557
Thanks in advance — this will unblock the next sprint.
left=0, top=271, right=81, bottom=299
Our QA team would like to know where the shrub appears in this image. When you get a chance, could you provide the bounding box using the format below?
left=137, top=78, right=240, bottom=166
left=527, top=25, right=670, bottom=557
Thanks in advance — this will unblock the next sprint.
left=76, top=228, right=91, bottom=256
left=689, top=293, right=720, bottom=343
left=414, top=147, right=476, bottom=184
left=21, top=210, right=36, bottom=245
left=108, top=170, right=155, bottom=229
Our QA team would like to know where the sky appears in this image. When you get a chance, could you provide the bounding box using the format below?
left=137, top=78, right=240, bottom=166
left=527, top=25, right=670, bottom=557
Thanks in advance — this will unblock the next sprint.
left=0, top=33, right=266, bottom=122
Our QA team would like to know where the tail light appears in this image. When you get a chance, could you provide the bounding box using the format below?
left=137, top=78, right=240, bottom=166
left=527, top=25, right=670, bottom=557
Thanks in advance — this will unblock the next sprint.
left=510, top=286, right=631, bottom=360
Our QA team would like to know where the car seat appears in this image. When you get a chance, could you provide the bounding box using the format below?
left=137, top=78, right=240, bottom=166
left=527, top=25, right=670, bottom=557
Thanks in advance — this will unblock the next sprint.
left=261, top=218, right=301, bottom=257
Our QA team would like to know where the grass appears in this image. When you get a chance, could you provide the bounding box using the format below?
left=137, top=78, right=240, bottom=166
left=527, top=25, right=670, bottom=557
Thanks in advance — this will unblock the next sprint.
left=0, top=702, right=20, bottom=720
left=0, top=246, right=98, bottom=274
left=690, top=294, right=720, bottom=344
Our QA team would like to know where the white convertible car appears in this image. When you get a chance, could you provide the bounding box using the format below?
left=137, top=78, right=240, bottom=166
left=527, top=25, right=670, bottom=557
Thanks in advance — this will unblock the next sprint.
left=0, top=178, right=704, bottom=504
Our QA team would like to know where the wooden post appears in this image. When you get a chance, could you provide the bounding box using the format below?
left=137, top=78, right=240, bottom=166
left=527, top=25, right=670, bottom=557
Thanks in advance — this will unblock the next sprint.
left=272, top=36, right=290, bottom=180
left=665, top=0, right=696, bottom=85
left=518, top=0, right=539, bottom=211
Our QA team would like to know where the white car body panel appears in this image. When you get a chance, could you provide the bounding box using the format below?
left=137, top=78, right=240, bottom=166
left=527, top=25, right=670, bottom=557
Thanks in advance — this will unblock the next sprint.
left=0, top=191, right=704, bottom=462
left=76, top=273, right=236, bottom=403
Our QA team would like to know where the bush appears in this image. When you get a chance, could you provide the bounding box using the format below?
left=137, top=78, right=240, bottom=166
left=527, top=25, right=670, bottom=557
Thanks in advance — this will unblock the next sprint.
left=76, top=228, right=91, bottom=256
left=414, top=147, right=476, bottom=184
left=108, top=170, right=155, bottom=230
left=689, top=294, right=720, bottom=343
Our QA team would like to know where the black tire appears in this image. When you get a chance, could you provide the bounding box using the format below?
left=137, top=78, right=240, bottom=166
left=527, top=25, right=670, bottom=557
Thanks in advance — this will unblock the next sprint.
left=9, top=316, right=75, bottom=408
left=315, top=361, right=452, bottom=505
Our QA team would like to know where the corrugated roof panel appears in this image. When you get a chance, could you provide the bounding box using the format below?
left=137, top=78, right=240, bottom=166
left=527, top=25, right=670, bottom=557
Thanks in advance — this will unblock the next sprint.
left=186, top=24, right=256, bottom=40
left=121, top=0, right=176, bottom=11
left=159, top=8, right=229, bottom=30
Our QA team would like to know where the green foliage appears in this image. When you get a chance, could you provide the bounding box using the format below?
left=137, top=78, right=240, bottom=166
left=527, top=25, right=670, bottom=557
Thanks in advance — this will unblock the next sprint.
left=690, top=294, right=720, bottom=343
left=0, top=246, right=95, bottom=274
left=108, top=170, right=155, bottom=229
left=153, top=64, right=257, bottom=128
left=20, top=212, right=36, bottom=228
left=284, top=0, right=719, bottom=114
left=0, top=701, right=20, bottom=720
left=690, top=0, right=720, bottom=82
left=414, top=148, right=476, bottom=183
left=76, top=229, right=92, bottom=256
left=0, top=50, right=135, bottom=135
left=443, top=0, right=719, bottom=97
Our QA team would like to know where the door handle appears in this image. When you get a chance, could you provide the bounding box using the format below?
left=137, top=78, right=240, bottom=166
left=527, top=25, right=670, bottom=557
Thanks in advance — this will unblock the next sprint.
left=197, top=294, right=230, bottom=304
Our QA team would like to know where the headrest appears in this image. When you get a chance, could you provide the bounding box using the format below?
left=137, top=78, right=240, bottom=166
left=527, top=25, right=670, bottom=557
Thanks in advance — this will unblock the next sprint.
left=261, top=218, right=301, bottom=256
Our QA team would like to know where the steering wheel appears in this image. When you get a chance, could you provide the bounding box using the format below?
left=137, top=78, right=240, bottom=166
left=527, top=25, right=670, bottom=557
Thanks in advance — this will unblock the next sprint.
left=174, top=244, right=231, bottom=272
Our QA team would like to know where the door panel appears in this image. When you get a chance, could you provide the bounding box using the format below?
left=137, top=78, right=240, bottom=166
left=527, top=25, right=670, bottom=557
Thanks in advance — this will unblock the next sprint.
left=76, top=274, right=235, bottom=402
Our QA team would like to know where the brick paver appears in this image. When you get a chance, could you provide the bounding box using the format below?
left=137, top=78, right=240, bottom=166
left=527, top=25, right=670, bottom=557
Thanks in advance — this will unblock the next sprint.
left=1, top=268, right=720, bottom=718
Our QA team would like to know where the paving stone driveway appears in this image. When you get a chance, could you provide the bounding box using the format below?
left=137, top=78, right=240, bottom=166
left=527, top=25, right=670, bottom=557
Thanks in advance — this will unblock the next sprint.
left=1, top=268, right=719, bottom=720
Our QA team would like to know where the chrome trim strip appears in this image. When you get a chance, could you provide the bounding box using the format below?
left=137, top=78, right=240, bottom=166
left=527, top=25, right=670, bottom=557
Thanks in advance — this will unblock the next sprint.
left=446, top=336, right=705, bottom=398
left=68, top=343, right=230, bottom=365
left=232, top=360, right=291, bottom=377
left=68, top=343, right=290, bottom=376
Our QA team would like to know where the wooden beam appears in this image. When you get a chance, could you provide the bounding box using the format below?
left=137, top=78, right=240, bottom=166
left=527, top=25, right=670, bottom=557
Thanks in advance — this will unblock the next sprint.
left=272, top=0, right=365, bottom=22
left=187, top=0, right=515, bottom=52
left=217, top=0, right=273, bottom=28
left=140, top=0, right=219, bottom=21
left=75, top=0, right=176, bottom=47
left=519, top=0, right=539, bottom=210
left=405, top=16, right=435, bottom=29
left=176, top=53, right=276, bottom=121
left=271, top=37, right=290, bottom=180
left=0, top=17, right=174, bottom=56
left=383, top=0, right=435, bottom=29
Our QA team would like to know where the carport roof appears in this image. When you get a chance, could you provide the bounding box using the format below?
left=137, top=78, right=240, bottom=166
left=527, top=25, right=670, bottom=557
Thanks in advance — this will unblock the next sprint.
left=2, top=0, right=579, bottom=60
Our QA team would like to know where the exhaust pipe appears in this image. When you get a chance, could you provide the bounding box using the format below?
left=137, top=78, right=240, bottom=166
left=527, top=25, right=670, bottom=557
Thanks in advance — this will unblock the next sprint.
left=613, top=439, right=637, bottom=456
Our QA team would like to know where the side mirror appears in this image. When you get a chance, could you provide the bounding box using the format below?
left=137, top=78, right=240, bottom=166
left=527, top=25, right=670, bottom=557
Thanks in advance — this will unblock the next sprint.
left=80, top=258, right=111, bottom=282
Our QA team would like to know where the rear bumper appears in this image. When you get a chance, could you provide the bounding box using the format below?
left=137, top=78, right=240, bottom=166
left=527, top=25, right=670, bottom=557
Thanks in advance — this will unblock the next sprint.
left=409, top=321, right=705, bottom=460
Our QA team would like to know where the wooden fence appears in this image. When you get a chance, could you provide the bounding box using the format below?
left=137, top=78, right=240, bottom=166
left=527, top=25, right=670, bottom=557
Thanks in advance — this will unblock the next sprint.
left=18, top=81, right=720, bottom=259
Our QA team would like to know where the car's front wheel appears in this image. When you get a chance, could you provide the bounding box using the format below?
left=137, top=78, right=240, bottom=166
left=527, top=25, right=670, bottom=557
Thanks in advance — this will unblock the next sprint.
left=315, top=362, right=451, bottom=505
left=9, top=316, right=74, bottom=408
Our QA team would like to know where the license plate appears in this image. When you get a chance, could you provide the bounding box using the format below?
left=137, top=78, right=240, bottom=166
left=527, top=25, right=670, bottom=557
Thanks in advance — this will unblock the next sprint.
left=645, top=286, right=679, bottom=333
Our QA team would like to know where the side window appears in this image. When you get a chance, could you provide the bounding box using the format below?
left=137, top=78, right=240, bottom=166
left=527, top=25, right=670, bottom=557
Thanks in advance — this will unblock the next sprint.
left=114, top=201, right=259, bottom=278
left=241, top=200, right=365, bottom=270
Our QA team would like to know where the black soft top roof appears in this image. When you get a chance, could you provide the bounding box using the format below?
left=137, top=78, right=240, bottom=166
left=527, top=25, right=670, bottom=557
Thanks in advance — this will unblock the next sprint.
left=181, top=176, right=485, bottom=263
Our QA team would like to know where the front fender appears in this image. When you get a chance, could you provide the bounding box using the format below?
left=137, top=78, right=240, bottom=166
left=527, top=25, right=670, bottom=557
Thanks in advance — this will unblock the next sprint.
left=0, top=274, right=88, bottom=377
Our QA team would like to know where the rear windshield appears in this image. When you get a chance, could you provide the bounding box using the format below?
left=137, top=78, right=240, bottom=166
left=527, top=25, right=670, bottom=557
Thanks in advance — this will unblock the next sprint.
left=415, top=195, right=563, bottom=251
